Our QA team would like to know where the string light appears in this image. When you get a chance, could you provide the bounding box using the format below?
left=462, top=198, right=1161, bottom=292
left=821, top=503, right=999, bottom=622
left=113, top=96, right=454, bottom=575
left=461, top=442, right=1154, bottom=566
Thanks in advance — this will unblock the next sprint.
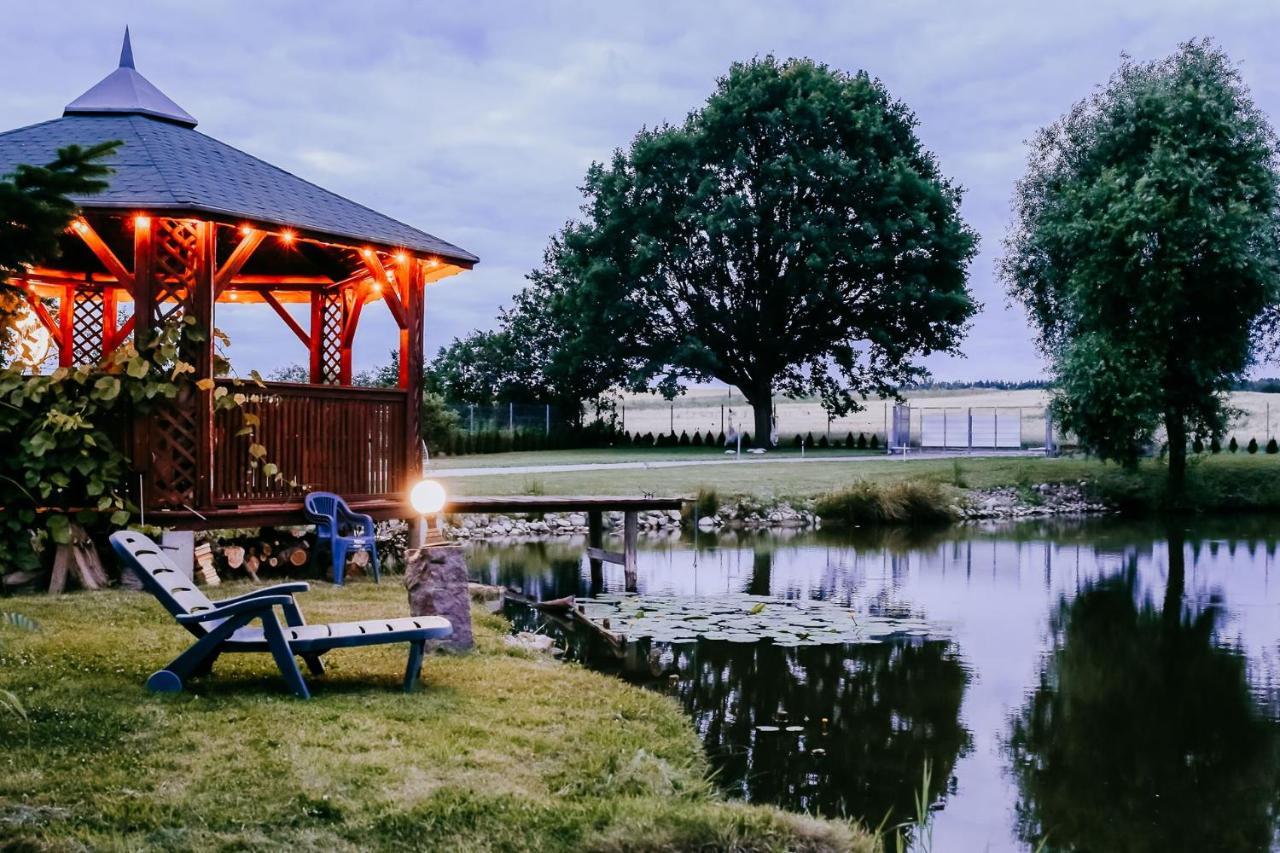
left=228, top=290, right=239, bottom=301
left=239, top=224, right=254, bottom=237
left=362, top=248, right=374, bottom=258
left=395, top=252, right=407, bottom=264
left=134, top=214, right=150, bottom=228
left=280, top=229, right=295, bottom=245
left=370, top=281, right=382, bottom=294
left=71, top=219, right=87, bottom=233
left=426, top=258, right=439, bottom=268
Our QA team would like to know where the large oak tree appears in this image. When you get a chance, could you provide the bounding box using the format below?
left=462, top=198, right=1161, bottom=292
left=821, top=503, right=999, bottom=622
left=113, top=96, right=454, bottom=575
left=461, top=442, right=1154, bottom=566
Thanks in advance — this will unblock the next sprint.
left=1002, top=42, right=1280, bottom=490
left=540, top=56, right=978, bottom=442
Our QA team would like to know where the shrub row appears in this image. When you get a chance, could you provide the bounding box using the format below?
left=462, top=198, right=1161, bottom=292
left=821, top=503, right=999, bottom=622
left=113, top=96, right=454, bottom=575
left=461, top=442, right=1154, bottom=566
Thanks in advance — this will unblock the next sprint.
left=1190, top=437, right=1280, bottom=454
left=622, top=430, right=883, bottom=449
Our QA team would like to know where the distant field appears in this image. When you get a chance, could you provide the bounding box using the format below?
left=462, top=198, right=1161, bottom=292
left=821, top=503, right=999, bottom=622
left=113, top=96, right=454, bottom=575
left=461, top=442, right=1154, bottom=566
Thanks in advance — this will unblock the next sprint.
left=616, top=388, right=1280, bottom=443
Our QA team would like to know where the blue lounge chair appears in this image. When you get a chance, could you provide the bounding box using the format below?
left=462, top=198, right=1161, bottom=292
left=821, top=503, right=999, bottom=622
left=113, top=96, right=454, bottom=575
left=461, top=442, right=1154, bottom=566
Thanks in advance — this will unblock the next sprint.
left=110, top=530, right=450, bottom=699
left=304, top=491, right=381, bottom=585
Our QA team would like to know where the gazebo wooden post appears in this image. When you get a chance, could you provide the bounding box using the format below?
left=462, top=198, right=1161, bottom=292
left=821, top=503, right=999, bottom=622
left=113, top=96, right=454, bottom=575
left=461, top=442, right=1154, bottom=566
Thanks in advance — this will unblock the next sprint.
left=191, top=220, right=217, bottom=510
left=102, top=287, right=117, bottom=354
left=131, top=217, right=155, bottom=505
left=58, top=284, right=74, bottom=367
left=402, top=258, right=425, bottom=478
left=308, top=290, right=324, bottom=383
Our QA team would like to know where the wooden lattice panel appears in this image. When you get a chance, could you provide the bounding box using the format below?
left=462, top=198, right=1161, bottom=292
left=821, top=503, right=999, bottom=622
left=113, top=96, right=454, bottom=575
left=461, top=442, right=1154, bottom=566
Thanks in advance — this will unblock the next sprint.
left=153, top=219, right=199, bottom=325
left=319, top=291, right=343, bottom=384
left=71, top=291, right=104, bottom=364
left=148, top=396, right=200, bottom=507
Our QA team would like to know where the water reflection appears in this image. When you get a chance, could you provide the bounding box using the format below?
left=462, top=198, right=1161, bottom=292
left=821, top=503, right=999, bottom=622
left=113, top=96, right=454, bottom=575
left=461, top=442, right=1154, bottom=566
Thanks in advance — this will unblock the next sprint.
left=466, top=518, right=1280, bottom=851
left=1006, top=532, right=1280, bottom=852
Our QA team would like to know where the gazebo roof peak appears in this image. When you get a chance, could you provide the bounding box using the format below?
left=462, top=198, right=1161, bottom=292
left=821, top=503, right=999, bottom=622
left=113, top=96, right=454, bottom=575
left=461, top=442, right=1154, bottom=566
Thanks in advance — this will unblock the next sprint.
left=64, top=28, right=198, bottom=128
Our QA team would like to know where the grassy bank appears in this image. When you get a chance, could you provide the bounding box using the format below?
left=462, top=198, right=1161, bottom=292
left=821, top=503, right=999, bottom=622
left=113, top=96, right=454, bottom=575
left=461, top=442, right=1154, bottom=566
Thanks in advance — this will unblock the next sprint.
left=442, top=450, right=1280, bottom=510
left=0, top=584, right=871, bottom=852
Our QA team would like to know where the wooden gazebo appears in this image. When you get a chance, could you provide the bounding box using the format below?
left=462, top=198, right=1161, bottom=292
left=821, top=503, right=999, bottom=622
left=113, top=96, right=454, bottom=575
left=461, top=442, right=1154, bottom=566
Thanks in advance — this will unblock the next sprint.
left=0, top=32, right=477, bottom=528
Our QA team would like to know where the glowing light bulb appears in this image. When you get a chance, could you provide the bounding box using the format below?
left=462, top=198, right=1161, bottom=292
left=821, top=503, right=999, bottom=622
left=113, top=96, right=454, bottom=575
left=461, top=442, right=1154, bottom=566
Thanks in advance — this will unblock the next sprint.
left=280, top=229, right=295, bottom=244
left=362, top=248, right=374, bottom=257
left=409, top=479, right=447, bottom=515
left=240, top=224, right=254, bottom=237
left=134, top=214, right=151, bottom=228
left=395, top=252, right=408, bottom=264
left=228, top=290, right=239, bottom=301
left=370, top=281, right=382, bottom=294
left=71, top=219, right=87, bottom=233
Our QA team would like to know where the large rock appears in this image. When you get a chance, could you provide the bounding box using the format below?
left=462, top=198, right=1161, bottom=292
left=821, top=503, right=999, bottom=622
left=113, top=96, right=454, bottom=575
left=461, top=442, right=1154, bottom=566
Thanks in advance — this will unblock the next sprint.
left=404, top=545, right=473, bottom=651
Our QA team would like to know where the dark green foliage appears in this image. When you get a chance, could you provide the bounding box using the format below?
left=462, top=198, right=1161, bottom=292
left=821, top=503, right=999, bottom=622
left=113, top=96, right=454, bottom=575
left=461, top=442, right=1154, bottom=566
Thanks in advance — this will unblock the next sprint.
left=642, top=432, right=655, bottom=447
left=741, top=432, right=753, bottom=448
left=678, top=430, right=690, bottom=446
left=1248, top=437, right=1260, bottom=454
left=715, top=431, right=725, bottom=446
left=421, top=392, right=460, bottom=455
left=1211, top=436, right=1222, bottom=453
left=533, top=55, right=978, bottom=443
left=805, top=431, right=816, bottom=448
left=845, top=432, right=856, bottom=449
left=1268, top=438, right=1279, bottom=454
left=1230, top=436, right=1239, bottom=453
left=857, top=432, right=869, bottom=449
left=1002, top=41, right=1280, bottom=490
left=870, top=434, right=881, bottom=449
left=1192, top=437, right=1205, bottom=454
left=817, top=435, right=829, bottom=448
left=691, top=430, right=704, bottom=447
left=792, top=433, right=803, bottom=448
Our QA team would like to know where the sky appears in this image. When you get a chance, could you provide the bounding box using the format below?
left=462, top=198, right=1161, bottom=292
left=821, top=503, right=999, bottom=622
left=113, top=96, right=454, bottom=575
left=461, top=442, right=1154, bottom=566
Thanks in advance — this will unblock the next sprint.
left=4, top=0, right=1280, bottom=383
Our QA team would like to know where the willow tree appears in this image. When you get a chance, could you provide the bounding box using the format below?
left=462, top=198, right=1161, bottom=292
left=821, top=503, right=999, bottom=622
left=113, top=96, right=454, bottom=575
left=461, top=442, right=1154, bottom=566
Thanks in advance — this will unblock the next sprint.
left=542, top=56, right=978, bottom=443
left=1002, top=42, right=1280, bottom=490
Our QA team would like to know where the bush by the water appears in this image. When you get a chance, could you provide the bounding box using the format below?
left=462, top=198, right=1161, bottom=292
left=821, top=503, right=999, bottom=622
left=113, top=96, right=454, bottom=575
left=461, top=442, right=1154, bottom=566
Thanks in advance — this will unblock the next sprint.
left=1248, top=437, right=1259, bottom=454
left=1230, top=437, right=1240, bottom=453
left=1269, top=438, right=1279, bottom=454
left=814, top=480, right=956, bottom=526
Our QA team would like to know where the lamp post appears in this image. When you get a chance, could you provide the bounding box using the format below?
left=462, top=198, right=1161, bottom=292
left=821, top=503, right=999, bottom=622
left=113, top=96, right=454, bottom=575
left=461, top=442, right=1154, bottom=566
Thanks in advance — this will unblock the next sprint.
left=409, top=479, right=447, bottom=548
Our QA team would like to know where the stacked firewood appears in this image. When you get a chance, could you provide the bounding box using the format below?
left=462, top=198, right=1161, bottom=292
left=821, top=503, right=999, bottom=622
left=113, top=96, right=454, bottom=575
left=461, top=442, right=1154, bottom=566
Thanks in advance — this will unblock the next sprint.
left=210, top=527, right=321, bottom=581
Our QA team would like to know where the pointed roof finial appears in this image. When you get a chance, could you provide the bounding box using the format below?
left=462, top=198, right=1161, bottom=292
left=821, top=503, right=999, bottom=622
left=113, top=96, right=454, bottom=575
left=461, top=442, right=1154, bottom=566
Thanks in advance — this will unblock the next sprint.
left=63, top=27, right=196, bottom=127
left=119, top=27, right=135, bottom=70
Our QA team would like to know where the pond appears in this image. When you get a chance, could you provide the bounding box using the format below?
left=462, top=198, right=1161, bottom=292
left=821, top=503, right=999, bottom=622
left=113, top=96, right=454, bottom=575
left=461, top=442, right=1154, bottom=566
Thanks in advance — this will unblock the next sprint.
left=465, top=517, right=1280, bottom=852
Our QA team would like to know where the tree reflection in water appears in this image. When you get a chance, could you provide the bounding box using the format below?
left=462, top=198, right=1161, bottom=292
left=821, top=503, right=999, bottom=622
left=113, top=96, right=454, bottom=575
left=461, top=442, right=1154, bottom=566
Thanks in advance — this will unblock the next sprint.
left=656, top=633, right=971, bottom=822
left=1006, top=532, right=1280, bottom=852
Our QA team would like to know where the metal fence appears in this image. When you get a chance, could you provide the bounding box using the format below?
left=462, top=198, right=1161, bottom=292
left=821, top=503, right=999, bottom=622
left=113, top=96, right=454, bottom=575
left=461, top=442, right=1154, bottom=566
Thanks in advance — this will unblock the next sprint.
left=890, top=405, right=1055, bottom=453
left=449, top=402, right=563, bottom=435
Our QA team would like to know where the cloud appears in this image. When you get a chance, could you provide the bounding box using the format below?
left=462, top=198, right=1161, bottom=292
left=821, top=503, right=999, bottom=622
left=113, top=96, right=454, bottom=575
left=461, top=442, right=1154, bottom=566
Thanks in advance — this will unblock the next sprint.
left=5, top=0, right=1280, bottom=381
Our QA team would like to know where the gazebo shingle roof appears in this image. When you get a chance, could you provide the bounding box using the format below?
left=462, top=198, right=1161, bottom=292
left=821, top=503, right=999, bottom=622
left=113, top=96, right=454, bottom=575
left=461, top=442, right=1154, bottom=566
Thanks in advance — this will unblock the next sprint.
left=0, top=31, right=477, bottom=265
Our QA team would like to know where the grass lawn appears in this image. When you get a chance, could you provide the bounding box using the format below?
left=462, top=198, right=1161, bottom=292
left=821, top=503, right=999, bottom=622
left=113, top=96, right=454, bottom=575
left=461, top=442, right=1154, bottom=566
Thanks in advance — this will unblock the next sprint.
left=440, top=450, right=1280, bottom=509
left=0, top=584, right=870, bottom=852
left=430, top=446, right=880, bottom=470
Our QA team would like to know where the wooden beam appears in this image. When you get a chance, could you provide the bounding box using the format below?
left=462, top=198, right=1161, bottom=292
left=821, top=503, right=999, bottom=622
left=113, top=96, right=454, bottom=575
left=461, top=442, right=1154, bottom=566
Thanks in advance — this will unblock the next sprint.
left=133, top=217, right=155, bottom=345
left=261, top=290, right=311, bottom=348
left=105, top=315, right=135, bottom=355
left=340, top=285, right=367, bottom=349
left=23, top=290, right=60, bottom=339
left=213, top=229, right=266, bottom=295
left=69, top=220, right=134, bottom=293
left=402, top=258, right=425, bottom=477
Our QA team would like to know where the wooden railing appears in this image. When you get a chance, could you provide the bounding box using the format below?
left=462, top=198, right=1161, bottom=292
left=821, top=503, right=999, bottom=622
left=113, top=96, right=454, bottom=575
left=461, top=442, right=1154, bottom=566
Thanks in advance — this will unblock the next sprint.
left=212, top=380, right=409, bottom=506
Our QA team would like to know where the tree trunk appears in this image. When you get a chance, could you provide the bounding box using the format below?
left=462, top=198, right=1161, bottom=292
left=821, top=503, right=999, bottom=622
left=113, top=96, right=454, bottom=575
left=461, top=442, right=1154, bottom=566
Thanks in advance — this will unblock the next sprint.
left=1163, top=527, right=1186, bottom=634
left=742, top=379, right=775, bottom=447
left=1165, top=411, right=1188, bottom=497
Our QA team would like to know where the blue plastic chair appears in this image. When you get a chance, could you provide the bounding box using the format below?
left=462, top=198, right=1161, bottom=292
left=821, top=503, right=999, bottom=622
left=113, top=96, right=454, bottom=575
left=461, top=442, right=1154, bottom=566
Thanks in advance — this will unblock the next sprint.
left=304, top=491, right=381, bottom=585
